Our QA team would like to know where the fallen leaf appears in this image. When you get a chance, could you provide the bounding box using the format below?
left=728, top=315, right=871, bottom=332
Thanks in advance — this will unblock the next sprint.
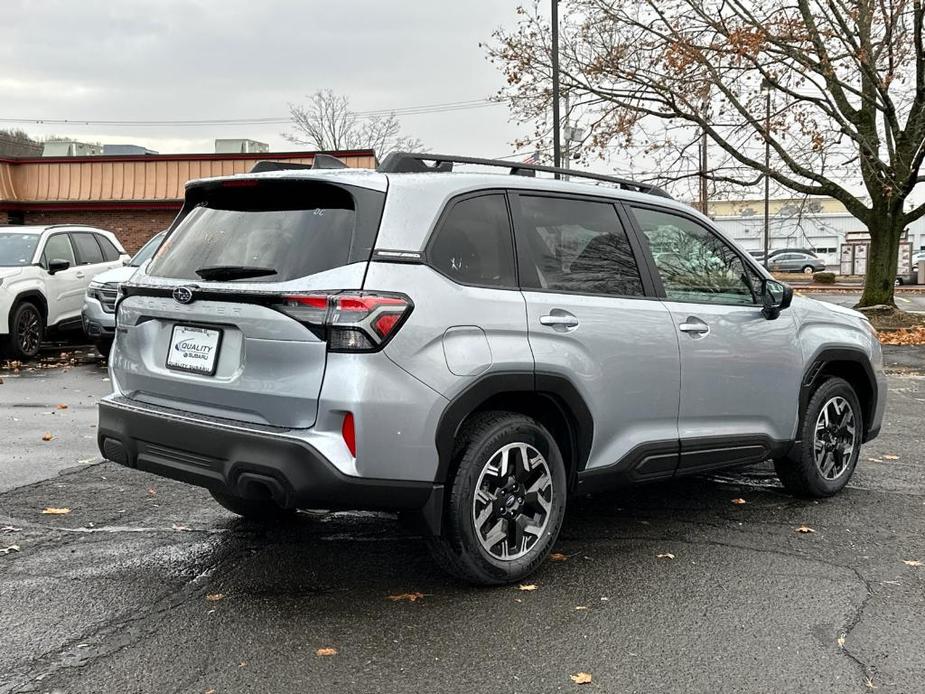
left=550, top=552, right=569, bottom=561
left=796, top=525, right=816, bottom=534
left=147, top=487, right=157, bottom=497
left=204, top=689, right=215, bottom=694
left=836, top=635, right=846, bottom=648
left=575, top=606, right=589, bottom=611
left=656, top=553, right=675, bottom=559
left=570, top=672, right=593, bottom=685
left=77, top=457, right=96, bottom=464
left=55, top=403, right=68, bottom=410
left=731, top=498, right=747, bottom=505
left=867, top=457, right=883, bottom=463
left=902, top=559, right=923, bottom=567
left=518, top=584, right=538, bottom=591
left=882, top=454, right=900, bottom=460
left=1, top=526, right=21, bottom=533
left=864, top=676, right=877, bottom=689
left=386, top=592, right=426, bottom=602
left=239, top=661, right=247, bottom=668
left=172, top=523, right=191, bottom=532
left=206, top=593, right=224, bottom=602
left=879, top=326, right=925, bottom=345
left=315, top=647, right=338, bottom=657
left=0, top=545, right=20, bottom=555
left=41, top=432, right=54, bottom=442
left=41, top=507, right=71, bottom=515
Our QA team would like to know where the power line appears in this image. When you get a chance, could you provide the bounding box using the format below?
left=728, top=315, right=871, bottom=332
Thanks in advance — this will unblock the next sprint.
left=0, top=97, right=509, bottom=128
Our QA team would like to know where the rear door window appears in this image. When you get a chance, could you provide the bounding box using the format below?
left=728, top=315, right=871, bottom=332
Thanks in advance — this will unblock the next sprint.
left=427, top=193, right=516, bottom=288
left=515, top=195, right=644, bottom=297
left=148, top=180, right=383, bottom=282
left=71, top=232, right=104, bottom=265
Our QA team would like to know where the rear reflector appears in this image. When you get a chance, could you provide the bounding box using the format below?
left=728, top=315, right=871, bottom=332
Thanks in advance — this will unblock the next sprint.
left=342, top=412, right=356, bottom=457
left=273, top=291, right=412, bottom=352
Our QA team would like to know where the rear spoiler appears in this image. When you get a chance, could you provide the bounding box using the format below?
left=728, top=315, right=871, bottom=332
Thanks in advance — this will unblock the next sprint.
left=249, top=154, right=348, bottom=174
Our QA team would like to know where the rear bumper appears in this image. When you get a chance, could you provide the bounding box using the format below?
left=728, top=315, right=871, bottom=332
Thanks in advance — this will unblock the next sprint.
left=97, top=398, right=436, bottom=513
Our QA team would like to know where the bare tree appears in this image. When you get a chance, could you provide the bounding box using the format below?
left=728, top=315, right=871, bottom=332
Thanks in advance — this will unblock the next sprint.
left=489, top=0, right=925, bottom=308
left=0, top=129, right=42, bottom=157
left=285, top=89, right=424, bottom=158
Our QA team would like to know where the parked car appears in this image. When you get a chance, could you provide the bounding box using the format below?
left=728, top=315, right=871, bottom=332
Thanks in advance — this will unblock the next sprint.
left=97, top=154, right=885, bottom=585
left=0, top=225, right=128, bottom=359
left=83, top=230, right=167, bottom=355
left=768, top=252, right=826, bottom=274
left=750, top=248, right=819, bottom=262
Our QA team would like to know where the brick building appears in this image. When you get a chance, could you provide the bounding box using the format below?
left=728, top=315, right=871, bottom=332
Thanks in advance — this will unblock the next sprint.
left=0, top=149, right=377, bottom=252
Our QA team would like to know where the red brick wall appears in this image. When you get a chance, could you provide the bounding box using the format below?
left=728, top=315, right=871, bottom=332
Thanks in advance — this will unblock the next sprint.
left=20, top=208, right=180, bottom=253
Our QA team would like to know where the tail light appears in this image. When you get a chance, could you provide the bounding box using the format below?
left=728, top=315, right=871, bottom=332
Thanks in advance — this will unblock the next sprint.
left=273, top=291, right=412, bottom=352
left=341, top=412, right=357, bottom=457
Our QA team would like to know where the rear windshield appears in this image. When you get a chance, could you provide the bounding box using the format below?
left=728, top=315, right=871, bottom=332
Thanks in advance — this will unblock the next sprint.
left=147, top=180, right=384, bottom=282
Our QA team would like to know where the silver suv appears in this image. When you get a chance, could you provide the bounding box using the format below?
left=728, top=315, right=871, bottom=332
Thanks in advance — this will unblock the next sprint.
left=98, top=154, right=886, bottom=585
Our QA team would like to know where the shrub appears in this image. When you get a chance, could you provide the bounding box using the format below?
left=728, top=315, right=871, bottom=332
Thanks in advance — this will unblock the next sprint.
left=813, top=271, right=836, bottom=284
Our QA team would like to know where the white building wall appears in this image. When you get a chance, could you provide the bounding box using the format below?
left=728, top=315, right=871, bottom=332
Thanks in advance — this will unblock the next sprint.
left=714, top=212, right=925, bottom=269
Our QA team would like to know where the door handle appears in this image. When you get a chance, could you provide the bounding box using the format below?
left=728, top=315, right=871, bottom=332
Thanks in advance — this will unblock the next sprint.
left=679, top=317, right=710, bottom=335
left=540, top=311, right=579, bottom=329
left=75, top=271, right=85, bottom=279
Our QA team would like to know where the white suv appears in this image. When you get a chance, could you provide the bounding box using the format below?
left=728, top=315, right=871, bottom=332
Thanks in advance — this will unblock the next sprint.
left=0, top=225, right=128, bottom=359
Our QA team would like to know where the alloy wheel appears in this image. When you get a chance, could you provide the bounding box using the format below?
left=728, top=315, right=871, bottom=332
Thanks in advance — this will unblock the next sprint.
left=471, top=442, right=554, bottom=561
left=16, top=306, right=41, bottom=356
left=813, top=396, right=856, bottom=481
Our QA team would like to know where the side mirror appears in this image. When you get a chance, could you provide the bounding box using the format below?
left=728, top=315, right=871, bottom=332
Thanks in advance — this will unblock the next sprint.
left=761, top=279, right=793, bottom=320
left=122, top=258, right=131, bottom=266
left=47, top=259, right=70, bottom=275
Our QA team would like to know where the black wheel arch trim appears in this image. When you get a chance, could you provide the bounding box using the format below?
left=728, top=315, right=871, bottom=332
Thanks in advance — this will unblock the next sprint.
left=433, top=370, right=594, bottom=486
left=9, top=290, right=48, bottom=323
left=799, top=347, right=878, bottom=441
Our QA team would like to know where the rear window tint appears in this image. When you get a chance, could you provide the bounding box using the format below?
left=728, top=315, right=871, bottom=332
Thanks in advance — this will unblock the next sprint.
left=428, top=194, right=516, bottom=288
left=71, top=232, right=104, bottom=265
left=148, top=180, right=384, bottom=283
left=96, top=235, right=121, bottom=261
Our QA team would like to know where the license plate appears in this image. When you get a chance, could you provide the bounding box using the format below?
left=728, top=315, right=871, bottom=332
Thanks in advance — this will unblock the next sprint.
left=166, top=325, right=222, bottom=375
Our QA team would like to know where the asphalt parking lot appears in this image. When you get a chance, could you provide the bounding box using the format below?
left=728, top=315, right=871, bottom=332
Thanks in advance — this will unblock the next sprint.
left=1, top=343, right=924, bottom=694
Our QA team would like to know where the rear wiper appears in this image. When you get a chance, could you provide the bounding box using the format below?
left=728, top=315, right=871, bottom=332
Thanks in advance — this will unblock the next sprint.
left=194, top=265, right=277, bottom=280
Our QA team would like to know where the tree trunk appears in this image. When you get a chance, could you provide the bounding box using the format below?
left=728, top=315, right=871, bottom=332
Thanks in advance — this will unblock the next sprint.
left=857, top=217, right=903, bottom=308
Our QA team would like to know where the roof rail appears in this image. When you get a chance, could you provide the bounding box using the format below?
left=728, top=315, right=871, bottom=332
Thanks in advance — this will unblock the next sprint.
left=377, top=152, right=671, bottom=198
left=249, top=154, right=348, bottom=174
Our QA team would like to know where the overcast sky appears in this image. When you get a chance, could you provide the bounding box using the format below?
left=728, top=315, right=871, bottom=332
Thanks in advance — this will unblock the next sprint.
left=1, top=0, right=528, bottom=156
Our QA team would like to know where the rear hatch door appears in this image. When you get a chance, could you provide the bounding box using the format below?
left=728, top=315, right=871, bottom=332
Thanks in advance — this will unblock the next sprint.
left=113, top=175, right=385, bottom=429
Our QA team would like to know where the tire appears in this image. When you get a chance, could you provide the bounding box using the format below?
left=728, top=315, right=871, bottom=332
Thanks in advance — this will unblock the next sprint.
left=774, top=377, right=863, bottom=498
left=4, top=301, right=44, bottom=360
left=94, top=338, right=114, bottom=357
left=428, top=411, right=567, bottom=585
left=209, top=490, right=297, bottom=522
left=802, top=265, right=815, bottom=274
left=895, top=277, right=903, bottom=287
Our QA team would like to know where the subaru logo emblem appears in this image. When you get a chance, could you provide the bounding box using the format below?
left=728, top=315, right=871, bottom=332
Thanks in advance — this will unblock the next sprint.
left=173, top=286, right=194, bottom=304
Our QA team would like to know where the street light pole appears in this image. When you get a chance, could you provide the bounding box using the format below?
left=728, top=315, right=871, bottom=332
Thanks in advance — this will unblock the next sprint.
left=551, top=0, right=562, bottom=176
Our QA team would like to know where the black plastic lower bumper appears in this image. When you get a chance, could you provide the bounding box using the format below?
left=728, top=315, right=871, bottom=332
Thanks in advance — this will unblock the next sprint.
left=97, top=399, right=436, bottom=514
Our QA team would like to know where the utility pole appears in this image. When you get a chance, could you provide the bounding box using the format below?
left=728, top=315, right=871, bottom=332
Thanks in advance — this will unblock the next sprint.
left=762, top=82, right=771, bottom=269
left=551, top=0, right=562, bottom=176
left=563, top=90, right=570, bottom=180
left=699, top=127, right=708, bottom=215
